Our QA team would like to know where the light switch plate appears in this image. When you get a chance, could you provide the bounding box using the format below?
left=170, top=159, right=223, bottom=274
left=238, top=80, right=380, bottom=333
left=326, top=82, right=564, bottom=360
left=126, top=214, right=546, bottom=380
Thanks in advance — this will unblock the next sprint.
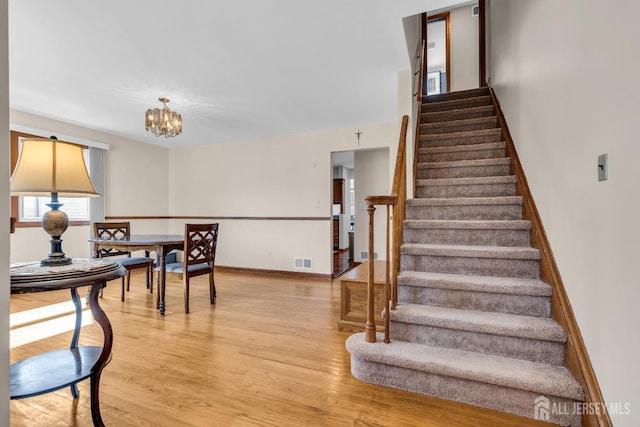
left=598, top=153, right=608, bottom=181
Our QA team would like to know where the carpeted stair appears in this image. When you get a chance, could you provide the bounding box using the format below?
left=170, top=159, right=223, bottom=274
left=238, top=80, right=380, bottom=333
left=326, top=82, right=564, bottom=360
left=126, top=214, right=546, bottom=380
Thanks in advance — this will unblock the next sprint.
left=347, top=86, right=584, bottom=426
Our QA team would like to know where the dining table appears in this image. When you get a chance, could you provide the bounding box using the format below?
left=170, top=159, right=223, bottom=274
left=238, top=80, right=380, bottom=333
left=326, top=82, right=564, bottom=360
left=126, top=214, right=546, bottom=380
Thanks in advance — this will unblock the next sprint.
left=89, top=234, right=184, bottom=316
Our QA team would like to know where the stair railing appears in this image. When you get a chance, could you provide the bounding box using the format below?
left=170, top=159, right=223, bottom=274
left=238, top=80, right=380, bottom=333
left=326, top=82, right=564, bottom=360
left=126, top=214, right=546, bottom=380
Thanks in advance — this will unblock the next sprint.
left=413, top=40, right=426, bottom=198
left=364, top=114, right=409, bottom=344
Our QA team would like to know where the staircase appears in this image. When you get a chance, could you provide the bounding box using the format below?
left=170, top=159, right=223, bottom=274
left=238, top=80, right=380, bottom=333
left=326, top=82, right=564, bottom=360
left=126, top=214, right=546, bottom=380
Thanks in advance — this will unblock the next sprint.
left=346, top=87, right=584, bottom=426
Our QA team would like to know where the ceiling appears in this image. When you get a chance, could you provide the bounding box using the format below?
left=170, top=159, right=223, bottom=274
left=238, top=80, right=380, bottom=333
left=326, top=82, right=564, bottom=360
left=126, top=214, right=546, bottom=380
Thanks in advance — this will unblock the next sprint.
left=9, top=0, right=465, bottom=148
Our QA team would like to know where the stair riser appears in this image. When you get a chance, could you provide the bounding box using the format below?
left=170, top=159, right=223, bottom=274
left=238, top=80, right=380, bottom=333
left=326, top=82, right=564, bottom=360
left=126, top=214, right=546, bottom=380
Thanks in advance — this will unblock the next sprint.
left=397, top=286, right=551, bottom=317
left=416, top=182, right=516, bottom=198
left=403, top=227, right=530, bottom=247
left=424, top=106, right=495, bottom=123
left=422, top=119, right=497, bottom=135
left=406, top=204, right=523, bottom=221
left=419, top=147, right=505, bottom=162
left=420, top=130, right=502, bottom=148
left=350, top=358, right=581, bottom=427
left=400, top=254, right=540, bottom=279
left=425, top=96, right=492, bottom=112
left=418, top=163, right=510, bottom=179
left=390, top=322, right=564, bottom=365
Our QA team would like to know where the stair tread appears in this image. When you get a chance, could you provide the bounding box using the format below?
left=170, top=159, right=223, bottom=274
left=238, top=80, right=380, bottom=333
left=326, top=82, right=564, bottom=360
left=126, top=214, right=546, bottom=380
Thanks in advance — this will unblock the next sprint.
left=421, top=127, right=502, bottom=141
left=423, top=94, right=491, bottom=106
left=404, top=219, right=531, bottom=230
left=346, top=332, right=584, bottom=401
left=421, top=116, right=497, bottom=128
left=417, top=175, right=516, bottom=186
left=423, top=104, right=494, bottom=118
left=402, top=243, right=541, bottom=260
left=391, top=304, right=564, bottom=342
left=407, top=196, right=523, bottom=207
left=398, top=271, right=551, bottom=297
left=417, top=157, right=511, bottom=169
left=419, top=141, right=505, bottom=154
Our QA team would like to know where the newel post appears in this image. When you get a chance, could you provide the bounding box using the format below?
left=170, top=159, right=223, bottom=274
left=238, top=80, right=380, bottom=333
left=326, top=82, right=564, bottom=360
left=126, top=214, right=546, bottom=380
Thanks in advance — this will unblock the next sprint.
left=364, top=195, right=398, bottom=344
left=365, top=203, right=377, bottom=343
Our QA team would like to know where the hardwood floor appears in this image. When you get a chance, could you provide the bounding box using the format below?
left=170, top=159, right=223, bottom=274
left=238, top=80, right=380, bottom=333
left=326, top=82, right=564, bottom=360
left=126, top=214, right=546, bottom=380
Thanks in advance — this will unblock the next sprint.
left=9, top=270, right=550, bottom=427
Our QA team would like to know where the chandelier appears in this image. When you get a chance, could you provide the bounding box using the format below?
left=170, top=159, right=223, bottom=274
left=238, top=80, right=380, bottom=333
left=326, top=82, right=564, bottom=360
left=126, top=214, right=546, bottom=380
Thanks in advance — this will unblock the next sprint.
left=145, top=97, right=182, bottom=138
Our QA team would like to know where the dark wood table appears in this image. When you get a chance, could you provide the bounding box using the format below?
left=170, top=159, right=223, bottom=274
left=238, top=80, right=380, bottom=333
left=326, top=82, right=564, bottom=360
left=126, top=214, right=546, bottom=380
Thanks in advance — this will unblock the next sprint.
left=89, top=234, right=184, bottom=316
left=10, top=258, right=126, bottom=427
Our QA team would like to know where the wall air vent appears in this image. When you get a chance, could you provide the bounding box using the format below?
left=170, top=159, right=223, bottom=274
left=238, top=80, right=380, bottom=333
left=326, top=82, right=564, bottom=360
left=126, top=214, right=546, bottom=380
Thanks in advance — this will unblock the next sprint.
left=359, top=251, right=379, bottom=260
left=471, top=5, right=479, bottom=16
left=294, top=257, right=313, bottom=270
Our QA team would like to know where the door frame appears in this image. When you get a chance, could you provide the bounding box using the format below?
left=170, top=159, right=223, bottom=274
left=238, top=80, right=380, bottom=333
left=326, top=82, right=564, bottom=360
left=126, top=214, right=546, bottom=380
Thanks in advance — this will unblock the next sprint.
left=423, top=12, right=451, bottom=95
left=479, top=0, right=486, bottom=86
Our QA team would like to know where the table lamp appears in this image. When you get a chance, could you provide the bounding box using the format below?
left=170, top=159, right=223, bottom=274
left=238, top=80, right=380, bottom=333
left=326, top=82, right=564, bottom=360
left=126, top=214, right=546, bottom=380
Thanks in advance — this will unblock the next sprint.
left=10, top=136, right=99, bottom=266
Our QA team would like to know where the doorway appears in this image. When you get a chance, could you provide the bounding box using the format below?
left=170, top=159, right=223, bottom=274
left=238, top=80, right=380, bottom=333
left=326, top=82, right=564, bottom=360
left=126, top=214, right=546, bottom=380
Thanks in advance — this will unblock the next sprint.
left=331, top=151, right=355, bottom=278
left=425, top=12, right=450, bottom=96
left=331, top=147, right=389, bottom=278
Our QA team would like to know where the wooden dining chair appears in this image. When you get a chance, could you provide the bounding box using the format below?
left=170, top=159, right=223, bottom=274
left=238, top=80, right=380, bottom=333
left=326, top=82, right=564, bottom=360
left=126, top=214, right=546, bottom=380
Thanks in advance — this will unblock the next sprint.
left=93, top=222, right=155, bottom=301
left=165, top=223, right=219, bottom=313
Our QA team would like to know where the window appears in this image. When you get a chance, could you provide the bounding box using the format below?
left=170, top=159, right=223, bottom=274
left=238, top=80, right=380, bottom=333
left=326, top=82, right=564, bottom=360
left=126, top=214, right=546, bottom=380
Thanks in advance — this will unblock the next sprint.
left=20, top=193, right=90, bottom=222
left=10, top=131, right=91, bottom=226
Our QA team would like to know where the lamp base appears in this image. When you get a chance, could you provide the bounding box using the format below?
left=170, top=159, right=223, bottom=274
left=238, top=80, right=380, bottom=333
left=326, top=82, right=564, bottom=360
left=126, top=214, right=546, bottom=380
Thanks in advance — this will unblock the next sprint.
left=41, top=195, right=72, bottom=267
left=41, top=255, right=72, bottom=267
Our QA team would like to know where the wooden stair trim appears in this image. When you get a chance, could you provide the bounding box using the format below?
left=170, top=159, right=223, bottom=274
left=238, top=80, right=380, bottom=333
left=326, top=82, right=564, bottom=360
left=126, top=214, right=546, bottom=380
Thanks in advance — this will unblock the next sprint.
left=488, top=85, right=611, bottom=427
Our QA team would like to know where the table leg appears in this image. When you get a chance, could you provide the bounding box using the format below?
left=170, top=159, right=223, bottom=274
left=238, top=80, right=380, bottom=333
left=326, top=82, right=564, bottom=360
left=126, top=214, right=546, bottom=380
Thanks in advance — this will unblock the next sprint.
left=87, top=281, right=112, bottom=427
left=159, top=249, right=167, bottom=316
left=69, top=288, right=83, bottom=399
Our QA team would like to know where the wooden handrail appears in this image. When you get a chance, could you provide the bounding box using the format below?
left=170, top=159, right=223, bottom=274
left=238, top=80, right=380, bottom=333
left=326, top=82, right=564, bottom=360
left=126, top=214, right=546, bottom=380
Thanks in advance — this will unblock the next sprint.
left=417, top=40, right=425, bottom=104
left=413, top=39, right=426, bottom=199
left=391, top=115, right=409, bottom=309
left=364, top=115, right=409, bottom=344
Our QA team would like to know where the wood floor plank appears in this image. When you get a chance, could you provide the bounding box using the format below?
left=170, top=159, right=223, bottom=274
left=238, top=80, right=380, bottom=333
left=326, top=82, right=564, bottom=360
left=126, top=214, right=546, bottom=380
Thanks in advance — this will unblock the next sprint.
left=10, top=270, right=551, bottom=426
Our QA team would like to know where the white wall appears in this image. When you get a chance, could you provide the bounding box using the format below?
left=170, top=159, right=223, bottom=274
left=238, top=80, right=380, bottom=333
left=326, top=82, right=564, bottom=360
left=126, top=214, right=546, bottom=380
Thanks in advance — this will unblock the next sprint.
left=0, top=0, right=9, bottom=420
left=9, top=110, right=170, bottom=263
left=354, top=148, right=390, bottom=262
left=168, top=121, right=398, bottom=275
left=10, top=226, right=93, bottom=263
left=450, top=4, right=479, bottom=91
left=488, top=1, right=640, bottom=425
left=8, top=115, right=403, bottom=276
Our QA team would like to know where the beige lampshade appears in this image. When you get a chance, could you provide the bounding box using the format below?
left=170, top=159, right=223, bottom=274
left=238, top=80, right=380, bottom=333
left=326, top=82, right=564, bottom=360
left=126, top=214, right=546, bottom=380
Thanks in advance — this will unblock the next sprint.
left=10, top=138, right=99, bottom=197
